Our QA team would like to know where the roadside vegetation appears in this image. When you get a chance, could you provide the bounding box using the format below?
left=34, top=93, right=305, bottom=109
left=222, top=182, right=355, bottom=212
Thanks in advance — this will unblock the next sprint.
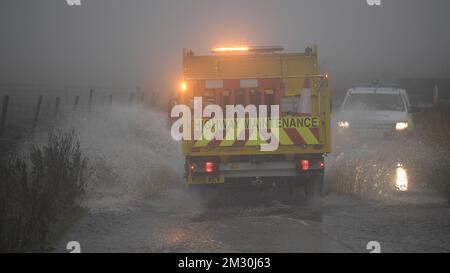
left=0, top=130, right=88, bottom=252
left=414, top=106, right=450, bottom=200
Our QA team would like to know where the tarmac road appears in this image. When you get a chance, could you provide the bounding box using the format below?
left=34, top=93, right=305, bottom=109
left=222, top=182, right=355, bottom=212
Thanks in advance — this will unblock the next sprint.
left=54, top=109, right=450, bottom=253
left=55, top=185, right=450, bottom=253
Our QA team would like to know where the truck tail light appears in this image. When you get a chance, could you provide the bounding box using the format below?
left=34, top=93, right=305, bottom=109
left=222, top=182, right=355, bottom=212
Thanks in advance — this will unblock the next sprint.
left=320, top=161, right=325, bottom=169
left=300, top=160, right=309, bottom=171
left=205, top=161, right=215, bottom=173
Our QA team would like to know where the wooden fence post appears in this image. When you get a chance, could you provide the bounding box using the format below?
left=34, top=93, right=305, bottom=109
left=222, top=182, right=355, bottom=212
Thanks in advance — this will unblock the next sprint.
left=129, top=92, right=135, bottom=105
left=55, top=97, right=60, bottom=117
left=26, top=104, right=32, bottom=119
left=88, top=88, right=94, bottom=114
left=136, top=87, right=140, bottom=104
left=31, top=95, right=43, bottom=138
left=446, top=105, right=450, bottom=146
left=0, top=95, right=10, bottom=137
left=46, top=99, right=50, bottom=116
left=152, top=91, right=160, bottom=108
left=141, top=92, right=146, bottom=106
left=73, top=96, right=79, bottom=111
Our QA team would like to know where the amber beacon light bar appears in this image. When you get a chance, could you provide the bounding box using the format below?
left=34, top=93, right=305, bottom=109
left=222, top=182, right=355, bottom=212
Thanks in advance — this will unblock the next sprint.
left=211, top=45, right=284, bottom=53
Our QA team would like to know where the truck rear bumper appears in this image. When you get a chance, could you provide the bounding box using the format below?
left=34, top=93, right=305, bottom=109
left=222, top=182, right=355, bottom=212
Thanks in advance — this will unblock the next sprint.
left=219, top=161, right=298, bottom=178
left=187, top=160, right=324, bottom=186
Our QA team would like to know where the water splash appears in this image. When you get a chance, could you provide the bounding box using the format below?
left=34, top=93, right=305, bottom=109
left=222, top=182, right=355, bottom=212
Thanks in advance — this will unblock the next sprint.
left=395, top=163, right=408, bottom=192
left=63, top=105, right=185, bottom=212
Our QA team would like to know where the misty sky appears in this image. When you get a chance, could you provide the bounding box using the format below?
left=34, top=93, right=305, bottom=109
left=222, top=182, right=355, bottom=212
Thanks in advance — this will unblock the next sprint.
left=1, top=0, right=449, bottom=96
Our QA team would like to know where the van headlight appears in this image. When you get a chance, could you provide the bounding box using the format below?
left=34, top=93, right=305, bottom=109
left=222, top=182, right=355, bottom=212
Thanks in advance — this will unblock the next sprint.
left=338, top=121, right=350, bottom=128
left=395, top=121, right=408, bottom=131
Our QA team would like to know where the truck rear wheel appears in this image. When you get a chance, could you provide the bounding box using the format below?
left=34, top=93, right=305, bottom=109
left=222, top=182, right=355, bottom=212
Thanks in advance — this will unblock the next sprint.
left=187, top=184, right=218, bottom=205
left=304, top=174, right=323, bottom=211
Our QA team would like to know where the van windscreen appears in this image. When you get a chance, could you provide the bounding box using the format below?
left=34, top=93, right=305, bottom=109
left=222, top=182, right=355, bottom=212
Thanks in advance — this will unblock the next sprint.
left=344, top=93, right=405, bottom=111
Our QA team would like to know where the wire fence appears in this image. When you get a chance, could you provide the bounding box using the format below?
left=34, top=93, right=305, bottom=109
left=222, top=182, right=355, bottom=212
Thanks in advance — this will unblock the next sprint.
left=0, top=84, right=161, bottom=140
left=414, top=103, right=450, bottom=147
left=1, top=83, right=449, bottom=146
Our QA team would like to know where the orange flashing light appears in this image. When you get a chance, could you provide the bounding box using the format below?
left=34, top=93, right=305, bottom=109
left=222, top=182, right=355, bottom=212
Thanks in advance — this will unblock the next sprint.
left=212, top=46, right=249, bottom=53
left=180, top=80, right=187, bottom=92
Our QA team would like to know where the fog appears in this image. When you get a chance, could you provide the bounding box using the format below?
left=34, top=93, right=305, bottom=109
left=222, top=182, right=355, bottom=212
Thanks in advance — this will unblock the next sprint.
left=1, top=1, right=450, bottom=253
left=1, top=0, right=450, bottom=99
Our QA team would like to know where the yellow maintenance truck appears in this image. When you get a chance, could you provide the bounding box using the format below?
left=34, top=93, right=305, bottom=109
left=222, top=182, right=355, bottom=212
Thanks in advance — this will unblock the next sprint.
left=175, top=45, right=331, bottom=205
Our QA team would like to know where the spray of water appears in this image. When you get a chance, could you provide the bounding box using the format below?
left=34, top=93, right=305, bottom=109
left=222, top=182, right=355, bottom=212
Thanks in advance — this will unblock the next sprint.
left=326, top=113, right=450, bottom=203
left=51, top=105, right=187, bottom=212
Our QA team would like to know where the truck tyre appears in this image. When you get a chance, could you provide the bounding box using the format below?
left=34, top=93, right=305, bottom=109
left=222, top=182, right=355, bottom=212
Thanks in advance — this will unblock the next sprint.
left=188, top=185, right=217, bottom=205
left=304, top=174, right=323, bottom=211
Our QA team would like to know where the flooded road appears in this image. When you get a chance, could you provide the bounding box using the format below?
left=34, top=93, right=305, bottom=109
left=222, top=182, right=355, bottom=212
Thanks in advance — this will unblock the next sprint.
left=55, top=186, right=450, bottom=253
left=395, top=163, right=408, bottom=192
left=52, top=107, right=450, bottom=253
left=56, top=193, right=347, bottom=253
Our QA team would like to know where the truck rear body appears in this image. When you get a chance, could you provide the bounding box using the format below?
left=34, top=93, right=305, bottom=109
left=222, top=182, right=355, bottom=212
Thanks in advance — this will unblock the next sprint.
left=178, top=46, right=331, bottom=186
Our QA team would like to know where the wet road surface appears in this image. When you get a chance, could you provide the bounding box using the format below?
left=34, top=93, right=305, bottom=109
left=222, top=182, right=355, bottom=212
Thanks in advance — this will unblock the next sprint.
left=54, top=119, right=450, bottom=253
left=55, top=187, right=450, bottom=253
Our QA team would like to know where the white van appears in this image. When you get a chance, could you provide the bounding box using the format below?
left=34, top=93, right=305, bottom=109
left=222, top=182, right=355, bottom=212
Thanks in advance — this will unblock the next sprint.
left=336, top=85, right=416, bottom=138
